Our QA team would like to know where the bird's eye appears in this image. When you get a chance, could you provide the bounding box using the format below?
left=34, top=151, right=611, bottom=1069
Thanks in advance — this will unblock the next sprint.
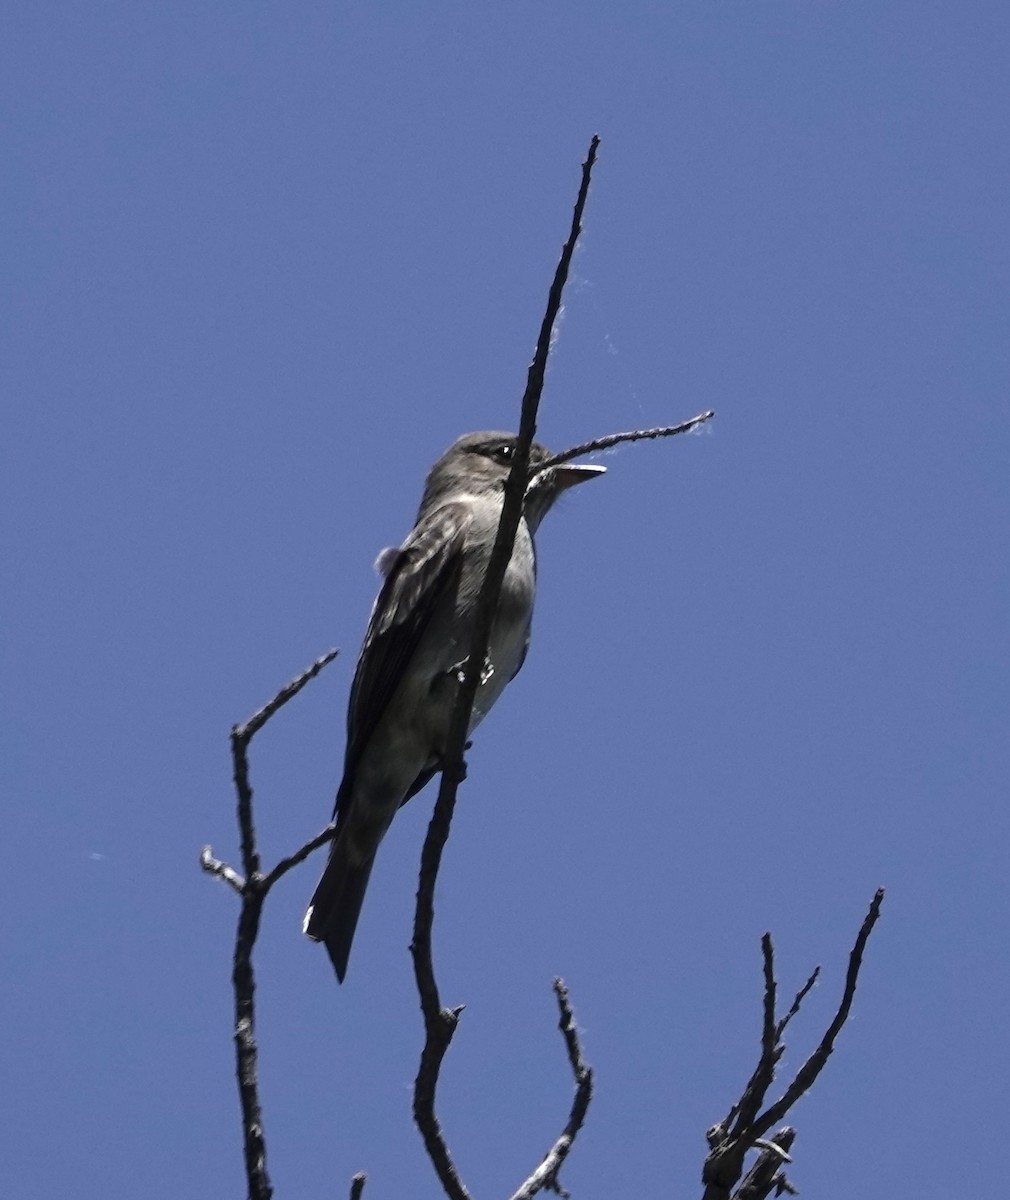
left=491, top=444, right=514, bottom=465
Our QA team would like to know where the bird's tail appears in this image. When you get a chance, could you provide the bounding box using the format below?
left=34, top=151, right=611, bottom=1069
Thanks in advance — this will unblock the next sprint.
left=303, top=836, right=376, bottom=984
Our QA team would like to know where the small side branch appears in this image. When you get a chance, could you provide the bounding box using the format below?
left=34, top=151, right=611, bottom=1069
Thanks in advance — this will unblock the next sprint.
left=235, top=647, right=340, bottom=744
left=200, top=845, right=245, bottom=894
left=751, top=889, right=884, bottom=1138
left=545, top=410, right=715, bottom=469
left=507, top=979, right=594, bottom=1200
left=262, top=820, right=338, bottom=889
left=776, top=968, right=820, bottom=1042
left=199, top=649, right=340, bottom=1200
left=702, top=889, right=884, bottom=1200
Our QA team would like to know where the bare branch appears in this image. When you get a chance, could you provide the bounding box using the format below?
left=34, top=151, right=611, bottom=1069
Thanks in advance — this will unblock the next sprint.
left=349, top=1171, right=367, bottom=1200
left=230, top=726, right=261, bottom=888
left=749, top=888, right=885, bottom=1140
left=201, top=648, right=341, bottom=1200
left=727, top=936, right=782, bottom=1142
left=761, top=936, right=777, bottom=1062
left=234, top=647, right=340, bottom=744
left=507, top=979, right=594, bottom=1200
left=776, top=967, right=820, bottom=1041
left=233, top=890, right=271, bottom=1200
left=199, top=845, right=245, bottom=894
left=544, top=410, right=715, bottom=468
left=411, top=999, right=470, bottom=1200
left=230, top=650, right=340, bottom=886
left=702, top=890, right=884, bottom=1200
left=733, top=1128, right=796, bottom=1200
left=261, top=820, right=338, bottom=890
left=410, top=135, right=600, bottom=1200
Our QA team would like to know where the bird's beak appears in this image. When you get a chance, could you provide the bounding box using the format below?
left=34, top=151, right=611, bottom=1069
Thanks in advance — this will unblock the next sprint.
left=551, top=463, right=606, bottom=492
left=523, top=461, right=605, bottom=532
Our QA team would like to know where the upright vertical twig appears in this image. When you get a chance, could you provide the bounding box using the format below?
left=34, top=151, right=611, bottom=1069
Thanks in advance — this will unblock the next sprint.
left=201, top=648, right=340, bottom=1200
left=410, top=134, right=600, bottom=1200
left=507, top=979, right=595, bottom=1200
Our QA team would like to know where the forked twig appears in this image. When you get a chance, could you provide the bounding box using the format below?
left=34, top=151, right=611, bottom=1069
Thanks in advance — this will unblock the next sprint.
left=200, top=648, right=340, bottom=1200
left=702, top=889, right=885, bottom=1200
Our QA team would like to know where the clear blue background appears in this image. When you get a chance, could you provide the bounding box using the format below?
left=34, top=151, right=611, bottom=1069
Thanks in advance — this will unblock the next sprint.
left=4, top=3, right=1007, bottom=1197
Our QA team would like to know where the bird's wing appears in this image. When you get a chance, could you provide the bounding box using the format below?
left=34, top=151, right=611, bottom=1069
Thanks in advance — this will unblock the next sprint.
left=335, top=501, right=470, bottom=818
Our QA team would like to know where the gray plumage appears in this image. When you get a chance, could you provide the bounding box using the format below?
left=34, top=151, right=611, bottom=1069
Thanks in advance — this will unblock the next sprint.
left=304, top=431, right=604, bottom=982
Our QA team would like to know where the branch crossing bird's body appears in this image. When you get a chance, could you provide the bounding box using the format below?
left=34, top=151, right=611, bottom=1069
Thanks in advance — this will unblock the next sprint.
left=304, top=431, right=604, bottom=982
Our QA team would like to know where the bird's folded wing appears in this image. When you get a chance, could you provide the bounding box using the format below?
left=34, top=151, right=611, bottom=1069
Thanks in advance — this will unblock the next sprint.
left=335, top=502, right=470, bottom=817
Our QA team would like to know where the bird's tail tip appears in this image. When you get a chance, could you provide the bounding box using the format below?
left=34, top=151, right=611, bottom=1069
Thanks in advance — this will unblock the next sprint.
left=303, top=850, right=375, bottom=983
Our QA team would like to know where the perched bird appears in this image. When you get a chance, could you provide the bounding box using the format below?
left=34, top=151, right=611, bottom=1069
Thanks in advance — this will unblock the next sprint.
left=304, top=431, right=604, bottom=982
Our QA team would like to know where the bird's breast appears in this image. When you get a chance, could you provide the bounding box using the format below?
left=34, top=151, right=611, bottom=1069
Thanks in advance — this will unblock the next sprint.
left=467, top=522, right=535, bottom=728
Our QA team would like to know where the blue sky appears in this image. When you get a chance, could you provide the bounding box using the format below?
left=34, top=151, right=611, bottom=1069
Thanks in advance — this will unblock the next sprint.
left=4, top=3, right=1008, bottom=1197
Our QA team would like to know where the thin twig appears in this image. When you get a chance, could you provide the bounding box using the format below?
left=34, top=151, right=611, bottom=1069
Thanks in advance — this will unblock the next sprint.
left=203, top=803, right=338, bottom=899
left=262, top=820, right=338, bottom=890
left=733, top=1128, right=796, bottom=1200
left=231, top=722, right=262, bottom=888
left=235, top=647, right=340, bottom=743
left=749, top=888, right=885, bottom=1140
left=228, top=649, right=339, bottom=888
left=728, top=936, right=782, bottom=1141
left=200, top=845, right=245, bottom=894
left=544, top=411, right=715, bottom=468
left=410, top=134, right=600, bottom=1200
left=349, top=1171, right=367, bottom=1200
left=702, top=890, right=884, bottom=1200
left=200, top=649, right=341, bottom=1200
left=507, top=979, right=595, bottom=1200
left=761, top=936, right=777, bottom=1062
left=776, top=967, right=820, bottom=1041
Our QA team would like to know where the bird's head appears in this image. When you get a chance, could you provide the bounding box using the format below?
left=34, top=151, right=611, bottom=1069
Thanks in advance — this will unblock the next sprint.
left=420, top=431, right=604, bottom=531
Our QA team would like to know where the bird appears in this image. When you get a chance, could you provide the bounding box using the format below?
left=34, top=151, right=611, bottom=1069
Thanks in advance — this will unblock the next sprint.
left=303, top=431, right=604, bottom=982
